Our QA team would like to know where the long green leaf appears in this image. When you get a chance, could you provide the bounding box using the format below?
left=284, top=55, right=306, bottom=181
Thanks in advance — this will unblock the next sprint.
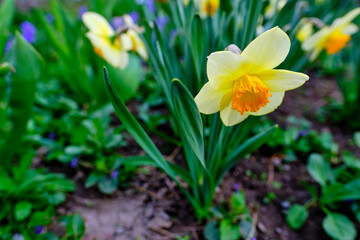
left=218, top=125, right=277, bottom=184
left=104, top=68, right=200, bottom=209
left=171, top=79, right=206, bottom=169
left=0, top=0, right=15, bottom=56
left=0, top=33, right=43, bottom=170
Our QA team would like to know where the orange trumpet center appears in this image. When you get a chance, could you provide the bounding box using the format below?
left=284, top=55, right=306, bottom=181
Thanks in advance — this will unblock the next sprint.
left=203, top=0, right=219, bottom=16
left=231, top=75, right=272, bottom=114
left=324, top=30, right=351, bottom=54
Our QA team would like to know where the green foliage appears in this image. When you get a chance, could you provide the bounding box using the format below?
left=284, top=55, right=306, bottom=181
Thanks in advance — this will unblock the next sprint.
left=0, top=153, right=75, bottom=239
left=204, top=190, right=253, bottom=240
left=287, top=153, right=360, bottom=239
left=322, top=213, right=356, bottom=240
left=286, top=204, right=309, bottom=230
left=0, top=0, right=14, bottom=56
left=0, top=32, right=43, bottom=170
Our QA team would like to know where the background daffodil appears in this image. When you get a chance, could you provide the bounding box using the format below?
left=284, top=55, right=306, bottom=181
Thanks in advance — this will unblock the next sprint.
left=83, top=12, right=132, bottom=69
left=302, top=7, right=360, bottom=60
left=195, top=0, right=220, bottom=17
left=195, top=27, right=309, bottom=126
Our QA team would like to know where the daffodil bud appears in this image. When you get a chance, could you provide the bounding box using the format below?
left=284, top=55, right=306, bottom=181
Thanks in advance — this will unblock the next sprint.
left=225, top=44, right=242, bottom=55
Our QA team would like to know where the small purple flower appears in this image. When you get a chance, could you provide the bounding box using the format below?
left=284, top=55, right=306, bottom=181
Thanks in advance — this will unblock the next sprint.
left=129, top=11, right=140, bottom=24
left=299, top=130, right=308, bottom=137
left=136, top=0, right=156, bottom=14
left=70, top=157, right=78, bottom=168
left=155, top=15, right=170, bottom=31
left=251, top=238, right=257, bottom=240
left=233, top=183, right=239, bottom=193
left=46, top=13, right=55, bottom=24
left=111, top=170, right=119, bottom=179
left=20, top=21, right=37, bottom=43
left=48, top=132, right=56, bottom=140
left=4, top=36, right=13, bottom=53
left=111, top=16, right=126, bottom=30
left=34, top=225, right=43, bottom=234
left=78, top=6, right=88, bottom=19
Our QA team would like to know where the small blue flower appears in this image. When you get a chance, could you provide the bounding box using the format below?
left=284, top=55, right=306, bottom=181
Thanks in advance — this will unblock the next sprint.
left=155, top=15, right=170, bottom=31
left=233, top=183, right=239, bottom=193
left=136, top=0, right=156, bottom=14
left=111, top=16, right=126, bottom=30
left=129, top=11, right=140, bottom=24
left=111, top=170, right=119, bottom=179
left=48, top=132, right=56, bottom=140
left=4, top=35, right=13, bottom=53
left=70, top=157, right=79, bottom=168
left=46, top=13, right=55, bottom=24
left=20, top=21, right=37, bottom=43
left=34, top=225, right=43, bottom=234
left=78, top=6, right=88, bottom=19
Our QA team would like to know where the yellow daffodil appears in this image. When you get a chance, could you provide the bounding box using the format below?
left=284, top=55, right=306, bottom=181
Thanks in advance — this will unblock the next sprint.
left=302, top=7, right=360, bottom=60
left=296, top=19, right=313, bottom=42
left=195, top=0, right=220, bottom=17
left=83, top=12, right=148, bottom=69
left=195, top=27, right=309, bottom=126
left=83, top=12, right=132, bottom=69
left=265, top=0, right=287, bottom=19
left=121, top=15, right=148, bottom=60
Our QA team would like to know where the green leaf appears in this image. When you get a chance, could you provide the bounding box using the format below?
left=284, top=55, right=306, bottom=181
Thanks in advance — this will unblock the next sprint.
left=354, top=132, right=360, bottom=149
left=286, top=204, right=308, bottom=230
left=1, top=32, right=43, bottom=169
left=220, top=125, right=277, bottom=184
left=66, top=214, right=85, bottom=238
left=219, top=219, right=240, bottom=240
left=98, top=177, right=117, bottom=194
left=231, top=192, right=246, bottom=215
left=321, top=179, right=360, bottom=204
left=170, top=79, right=205, bottom=168
left=103, top=68, right=198, bottom=211
left=342, top=151, right=360, bottom=169
left=204, top=221, right=220, bottom=240
left=322, top=213, right=356, bottom=240
left=105, top=55, right=143, bottom=103
left=85, top=173, right=102, bottom=188
left=14, top=201, right=32, bottom=221
left=0, top=176, right=15, bottom=191
left=0, top=0, right=14, bottom=55
left=307, top=154, right=331, bottom=187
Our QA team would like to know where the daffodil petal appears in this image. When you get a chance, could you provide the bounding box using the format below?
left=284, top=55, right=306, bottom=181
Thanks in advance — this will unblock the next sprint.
left=241, top=27, right=290, bottom=73
left=258, top=69, right=309, bottom=92
left=194, top=82, right=232, bottom=114
left=332, top=7, right=360, bottom=29
left=207, top=51, right=251, bottom=90
left=120, top=33, right=133, bottom=51
left=83, top=12, right=114, bottom=37
left=341, top=23, right=359, bottom=35
left=86, top=33, right=129, bottom=69
left=249, top=91, right=285, bottom=116
left=220, top=104, right=250, bottom=126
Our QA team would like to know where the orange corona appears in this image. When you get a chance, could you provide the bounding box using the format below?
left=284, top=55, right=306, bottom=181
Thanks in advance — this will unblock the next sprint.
left=231, top=75, right=272, bottom=114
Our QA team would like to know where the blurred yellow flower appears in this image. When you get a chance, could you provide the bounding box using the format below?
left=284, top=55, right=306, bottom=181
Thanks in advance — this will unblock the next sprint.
left=296, top=20, right=313, bottom=42
left=302, top=7, right=360, bottom=60
left=83, top=12, right=132, bottom=69
left=265, top=0, right=287, bottom=19
left=83, top=12, right=148, bottom=69
left=195, top=27, right=309, bottom=126
left=196, top=0, right=220, bottom=17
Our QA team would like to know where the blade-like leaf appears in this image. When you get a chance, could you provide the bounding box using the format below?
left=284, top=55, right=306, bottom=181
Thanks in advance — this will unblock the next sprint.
left=219, top=125, right=277, bottom=184
left=171, top=79, right=206, bottom=169
left=0, top=0, right=15, bottom=55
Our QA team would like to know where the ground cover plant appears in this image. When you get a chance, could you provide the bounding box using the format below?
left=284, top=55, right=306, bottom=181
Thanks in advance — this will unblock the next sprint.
left=1, top=0, right=360, bottom=239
